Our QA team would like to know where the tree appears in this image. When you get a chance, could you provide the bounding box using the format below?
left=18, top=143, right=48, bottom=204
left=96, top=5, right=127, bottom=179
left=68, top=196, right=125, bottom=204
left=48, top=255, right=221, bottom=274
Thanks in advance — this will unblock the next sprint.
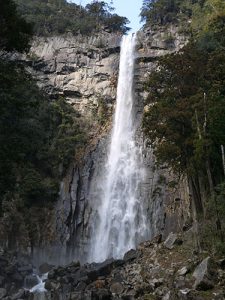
left=0, top=0, right=32, bottom=52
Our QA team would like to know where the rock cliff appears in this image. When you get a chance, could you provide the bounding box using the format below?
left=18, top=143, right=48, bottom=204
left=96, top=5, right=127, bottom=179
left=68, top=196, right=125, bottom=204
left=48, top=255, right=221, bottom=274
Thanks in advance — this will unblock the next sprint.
left=29, top=25, right=191, bottom=264
left=27, top=32, right=121, bottom=116
left=9, top=25, right=190, bottom=263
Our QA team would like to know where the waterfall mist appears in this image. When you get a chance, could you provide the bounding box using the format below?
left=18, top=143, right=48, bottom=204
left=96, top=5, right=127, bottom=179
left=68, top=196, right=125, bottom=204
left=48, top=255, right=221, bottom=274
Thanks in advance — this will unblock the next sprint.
left=88, top=33, right=149, bottom=263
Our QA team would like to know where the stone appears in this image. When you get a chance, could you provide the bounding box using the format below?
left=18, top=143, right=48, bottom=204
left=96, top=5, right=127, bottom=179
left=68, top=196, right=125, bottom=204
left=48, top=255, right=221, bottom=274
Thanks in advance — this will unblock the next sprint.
left=0, top=288, right=7, bottom=299
left=164, top=233, right=181, bottom=249
left=75, top=281, right=87, bottom=291
left=193, top=257, right=216, bottom=290
left=162, top=292, right=171, bottom=300
left=93, top=288, right=112, bottom=300
left=217, top=258, right=225, bottom=270
left=39, top=262, right=54, bottom=274
left=18, top=265, right=33, bottom=273
left=11, top=289, right=25, bottom=300
left=110, top=282, right=124, bottom=294
left=45, top=280, right=59, bottom=291
left=0, top=276, right=5, bottom=286
left=87, top=258, right=115, bottom=281
left=152, top=278, right=164, bottom=288
left=24, top=274, right=40, bottom=289
left=123, top=249, right=138, bottom=262
left=177, top=267, right=189, bottom=276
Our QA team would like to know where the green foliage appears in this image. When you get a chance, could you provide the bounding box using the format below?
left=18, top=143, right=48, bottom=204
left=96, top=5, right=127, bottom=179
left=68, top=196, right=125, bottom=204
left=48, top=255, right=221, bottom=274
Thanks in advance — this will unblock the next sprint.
left=0, top=61, right=86, bottom=216
left=14, top=0, right=130, bottom=36
left=200, top=182, right=225, bottom=254
left=0, top=0, right=32, bottom=52
left=140, top=0, right=197, bottom=27
left=143, top=0, right=225, bottom=221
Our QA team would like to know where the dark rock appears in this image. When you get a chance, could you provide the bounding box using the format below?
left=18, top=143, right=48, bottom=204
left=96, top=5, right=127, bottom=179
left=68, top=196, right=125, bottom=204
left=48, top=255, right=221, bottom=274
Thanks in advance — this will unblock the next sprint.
left=193, top=257, right=216, bottom=290
left=87, top=259, right=115, bottom=281
left=0, top=288, right=7, bottom=299
left=0, top=276, right=5, bottom=286
left=75, top=281, right=87, bottom=291
left=110, top=282, right=124, bottom=294
left=39, top=262, right=54, bottom=274
left=152, top=234, right=163, bottom=244
left=11, top=272, right=23, bottom=283
left=217, top=258, right=225, bottom=270
left=17, top=265, right=33, bottom=273
left=24, top=274, right=40, bottom=289
left=11, top=289, right=25, bottom=300
left=47, top=269, right=56, bottom=280
left=123, top=249, right=138, bottom=262
left=45, top=280, right=59, bottom=291
left=93, top=289, right=112, bottom=300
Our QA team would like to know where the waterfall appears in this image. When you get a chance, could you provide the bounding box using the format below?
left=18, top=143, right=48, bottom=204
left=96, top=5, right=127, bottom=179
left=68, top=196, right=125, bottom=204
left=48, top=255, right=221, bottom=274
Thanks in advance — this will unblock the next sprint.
left=89, top=33, right=149, bottom=263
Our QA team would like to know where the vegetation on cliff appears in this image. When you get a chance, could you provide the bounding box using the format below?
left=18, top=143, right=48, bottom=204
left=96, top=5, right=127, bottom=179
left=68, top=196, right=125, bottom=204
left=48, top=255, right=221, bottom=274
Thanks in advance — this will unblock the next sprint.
left=0, top=0, right=87, bottom=250
left=142, top=0, right=225, bottom=253
left=14, top=0, right=130, bottom=36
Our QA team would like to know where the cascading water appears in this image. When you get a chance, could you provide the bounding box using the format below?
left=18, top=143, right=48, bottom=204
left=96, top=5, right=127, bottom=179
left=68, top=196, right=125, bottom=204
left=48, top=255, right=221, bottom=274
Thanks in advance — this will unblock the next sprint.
left=89, top=33, right=149, bottom=263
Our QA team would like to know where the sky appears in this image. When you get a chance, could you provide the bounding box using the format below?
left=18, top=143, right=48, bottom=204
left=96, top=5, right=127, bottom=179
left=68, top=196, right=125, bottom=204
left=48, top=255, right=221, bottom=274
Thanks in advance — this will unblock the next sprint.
left=71, top=0, right=143, bottom=32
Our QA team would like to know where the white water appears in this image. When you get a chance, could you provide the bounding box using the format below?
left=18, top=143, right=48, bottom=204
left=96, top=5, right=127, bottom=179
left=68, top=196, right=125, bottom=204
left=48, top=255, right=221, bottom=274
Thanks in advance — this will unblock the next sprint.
left=28, top=273, right=47, bottom=299
left=89, top=33, right=149, bottom=262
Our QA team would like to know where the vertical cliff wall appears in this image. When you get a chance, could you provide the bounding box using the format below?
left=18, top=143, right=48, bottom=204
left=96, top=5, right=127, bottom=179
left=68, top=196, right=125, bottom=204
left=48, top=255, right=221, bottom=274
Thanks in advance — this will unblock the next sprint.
left=18, top=26, right=191, bottom=263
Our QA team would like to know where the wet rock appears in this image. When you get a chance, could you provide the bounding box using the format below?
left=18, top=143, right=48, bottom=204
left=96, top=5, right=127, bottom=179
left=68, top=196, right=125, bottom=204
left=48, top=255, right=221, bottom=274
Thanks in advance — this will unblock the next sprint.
left=123, top=249, right=138, bottom=262
left=45, top=280, right=59, bottom=291
left=110, top=282, right=124, bottom=294
left=75, top=281, right=87, bottom=291
left=24, top=274, right=40, bottom=289
left=87, top=259, right=115, bottom=281
left=39, top=262, right=54, bottom=274
left=0, top=288, right=7, bottom=299
left=193, top=257, right=216, bottom=290
left=11, top=288, right=25, bottom=300
left=0, top=276, right=4, bottom=286
left=18, top=265, right=33, bottom=274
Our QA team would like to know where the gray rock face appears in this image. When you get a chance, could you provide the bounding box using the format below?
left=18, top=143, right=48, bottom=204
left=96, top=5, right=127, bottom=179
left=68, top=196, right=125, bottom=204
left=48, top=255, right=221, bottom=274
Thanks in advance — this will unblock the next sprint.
left=37, top=26, right=191, bottom=263
left=193, top=257, right=216, bottom=290
left=9, top=26, right=190, bottom=264
left=27, top=32, right=121, bottom=116
left=164, top=233, right=179, bottom=250
left=0, top=288, right=7, bottom=299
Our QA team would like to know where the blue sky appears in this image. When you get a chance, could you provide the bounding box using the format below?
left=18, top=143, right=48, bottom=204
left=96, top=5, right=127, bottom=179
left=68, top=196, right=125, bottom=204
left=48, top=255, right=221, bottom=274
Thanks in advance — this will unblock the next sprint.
left=70, top=0, right=143, bottom=32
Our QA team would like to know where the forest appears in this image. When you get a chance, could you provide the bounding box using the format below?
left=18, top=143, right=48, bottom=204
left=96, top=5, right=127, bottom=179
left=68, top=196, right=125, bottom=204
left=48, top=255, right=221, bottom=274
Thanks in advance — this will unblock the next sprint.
left=142, top=0, right=225, bottom=253
left=14, top=0, right=130, bottom=35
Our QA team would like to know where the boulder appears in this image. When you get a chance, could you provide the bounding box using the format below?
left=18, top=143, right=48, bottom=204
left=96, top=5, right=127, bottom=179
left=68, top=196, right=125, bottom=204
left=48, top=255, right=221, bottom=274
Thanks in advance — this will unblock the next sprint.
left=177, top=267, right=189, bottom=276
left=110, top=282, right=124, bottom=294
left=39, top=262, right=54, bottom=274
left=87, top=258, right=115, bottom=281
left=24, top=274, right=40, bottom=289
left=123, top=249, right=138, bottom=262
left=11, top=288, right=25, bottom=300
left=0, top=288, right=7, bottom=299
left=164, top=233, right=182, bottom=250
left=193, top=257, right=216, bottom=290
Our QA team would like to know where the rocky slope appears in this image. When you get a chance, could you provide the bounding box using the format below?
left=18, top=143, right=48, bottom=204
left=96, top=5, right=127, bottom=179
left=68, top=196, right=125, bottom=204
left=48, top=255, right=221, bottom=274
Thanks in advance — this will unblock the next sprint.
left=40, top=232, right=225, bottom=300
left=1, top=231, right=225, bottom=300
